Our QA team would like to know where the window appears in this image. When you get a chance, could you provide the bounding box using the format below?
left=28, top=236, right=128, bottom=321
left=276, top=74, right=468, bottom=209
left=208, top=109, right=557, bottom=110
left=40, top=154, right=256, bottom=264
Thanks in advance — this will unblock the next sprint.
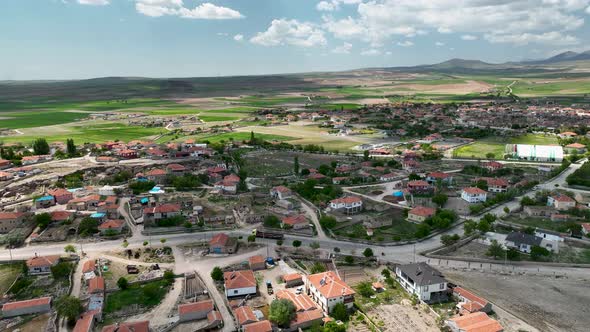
left=423, top=285, right=429, bottom=292
left=233, top=290, right=238, bottom=294
left=439, top=283, right=445, bottom=290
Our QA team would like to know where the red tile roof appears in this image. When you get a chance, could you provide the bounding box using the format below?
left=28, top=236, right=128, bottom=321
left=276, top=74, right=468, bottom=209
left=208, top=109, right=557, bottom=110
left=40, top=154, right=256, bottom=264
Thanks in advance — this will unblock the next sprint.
left=248, top=255, right=265, bottom=265
left=428, top=172, right=450, bottom=179
left=48, top=188, right=72, bottom=197
left=330, top=196, right=362, bottom=204
left=209, top=233, right=229, bottom=247
left=144, top=203, right=181, bottom=214
left=281, top=214, right=307, bottom=226
left=26, top=255, right=60, bottom=268
left=551, top=194, right=575, bottom=202
left=243, top=320, right=272, bottom=332
left=2, top=297, right=51, bottom=311
left=447, top=312, right=503, bottom=332
left=207, top=310, right=222, bottom=324
left=50, top=211, right=73, bottom=222
left=0, top=211, right=24, bottom=220
left=463, top=187, right=487, bottom=195
left=82, top=260, right=96, bottom=273
left=88, top=277, right=105, bottom=293
left=276, top=290, right=317, bottom=312
left=409, top=206, right=436, bottom=218
left=166, top=163, right=186, bottom=171
left=146, top=169, right=167, bottom=176
left=98, top=219, right=125, bottom=230
left=178, top=300, right=214, bottom=315
left=407, top=180, right=430, bottom=187
left=283, top=273, right=302, bottom=282
left=307, top=271, right=355, bottom=299
left=233, top=306, right=257, bottom=326
left=73, top=311, right=95, bottom=332
left=272, top=186, right=291, bottom=193
left=224, top=270, right=256, bottom=289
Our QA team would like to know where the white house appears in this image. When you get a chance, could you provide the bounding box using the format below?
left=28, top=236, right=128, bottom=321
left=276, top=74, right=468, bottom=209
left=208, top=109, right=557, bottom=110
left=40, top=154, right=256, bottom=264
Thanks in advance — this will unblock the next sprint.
left=329, top=196, right=363, bottom=214
left=395, top=262, right=448, bottom=303
left=305, top=271, right=355, bottom=314
left=461, top=187, right=487, bottom=203
left=223, top=270, right=257, bottom=298
left=534, top=229, right=564, bottom=243
left=505, top=231, right=559, bottom=253
left=270, top=186, right=292, bottom=200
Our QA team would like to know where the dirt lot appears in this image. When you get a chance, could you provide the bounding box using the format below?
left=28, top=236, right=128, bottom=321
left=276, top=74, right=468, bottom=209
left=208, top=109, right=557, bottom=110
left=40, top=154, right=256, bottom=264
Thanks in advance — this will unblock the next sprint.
left=368, top=302, right=439, bottom=332
left=6, top=313, right=51, bottom=332
left=443, top=269, right=590, bottom=332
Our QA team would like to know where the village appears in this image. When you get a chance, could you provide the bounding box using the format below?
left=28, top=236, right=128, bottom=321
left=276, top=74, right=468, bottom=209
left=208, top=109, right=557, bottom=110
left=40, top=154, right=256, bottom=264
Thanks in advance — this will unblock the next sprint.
left=1, top=100, right=590, bottom=332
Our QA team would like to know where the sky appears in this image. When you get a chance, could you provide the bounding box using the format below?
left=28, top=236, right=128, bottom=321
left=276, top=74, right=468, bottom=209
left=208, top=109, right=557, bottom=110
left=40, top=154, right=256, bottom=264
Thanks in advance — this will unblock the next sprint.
left=1, top=0, right=590, bottom=80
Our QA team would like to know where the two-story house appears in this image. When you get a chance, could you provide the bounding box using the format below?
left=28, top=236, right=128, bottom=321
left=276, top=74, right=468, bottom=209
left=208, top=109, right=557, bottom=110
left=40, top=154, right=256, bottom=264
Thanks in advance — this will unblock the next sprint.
left=329, top=196, right=363, bottom=214
left=461, top=187, right=487, bottom=203
left=305, top=271, right=355, bottom=314
left=396, top=262, right=448, bottom=303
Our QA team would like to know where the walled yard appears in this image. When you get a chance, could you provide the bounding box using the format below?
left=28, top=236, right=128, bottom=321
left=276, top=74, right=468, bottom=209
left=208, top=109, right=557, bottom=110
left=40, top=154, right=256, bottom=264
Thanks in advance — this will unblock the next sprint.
left=443, top=269, right=590, bottom=332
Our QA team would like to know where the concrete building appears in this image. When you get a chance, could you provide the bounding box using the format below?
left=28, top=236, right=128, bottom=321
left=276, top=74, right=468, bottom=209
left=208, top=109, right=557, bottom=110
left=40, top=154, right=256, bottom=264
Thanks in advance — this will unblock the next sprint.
left=408, top=206, right=436, bottom=223
left=26, top=255, right=60, bottom=275
left=209, top=233, right=238, bottom=254
left=396, top=262, right=448, bottom=303
left=505, top=144, right=563, bottom=162
left=0, top=211, right=26, bottom=233
left=547, top=194, right=576, bottom=211
left=461, top=187, right=487, bottom=203
left=248, top=255, right=266, bottom=271
left=48, top=188, right=74, bottom=204
left=329, top=196, right=363, bottom=214
left=306, top=271, right=355, bottom=314
left=1, top=297, right=52, bottom=318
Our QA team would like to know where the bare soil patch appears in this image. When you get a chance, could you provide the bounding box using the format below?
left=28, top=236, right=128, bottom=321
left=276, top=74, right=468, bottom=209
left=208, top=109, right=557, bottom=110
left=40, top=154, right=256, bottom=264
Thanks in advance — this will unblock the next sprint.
left=368, top=303, right=439, bottom=332
left=398, top=80, right=492, bottom=94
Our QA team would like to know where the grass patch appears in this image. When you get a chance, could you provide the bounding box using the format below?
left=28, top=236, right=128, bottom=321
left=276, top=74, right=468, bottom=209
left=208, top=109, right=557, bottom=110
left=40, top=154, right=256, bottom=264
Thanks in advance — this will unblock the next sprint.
left=104, top=279, right=170, bottom=314
left=0, top=263, right=22, bottom=295
left=0, top=111, right=89, bottom=129
left=189, top=131, right=294, bottom=144
left=454, top=134, right=560, bottom=159
left=199, top=114, right=244, bottom=122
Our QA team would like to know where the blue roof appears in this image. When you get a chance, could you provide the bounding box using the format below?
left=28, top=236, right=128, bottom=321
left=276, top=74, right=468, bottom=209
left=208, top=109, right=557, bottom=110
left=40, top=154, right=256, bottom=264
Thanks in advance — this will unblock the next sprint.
left=90, top=213, right=106, bottom=218
left=393, top=191, right=404, bottom=197
left=36, top=196, right=54, bottom=201
left=140, top=197, right=149, bottom=204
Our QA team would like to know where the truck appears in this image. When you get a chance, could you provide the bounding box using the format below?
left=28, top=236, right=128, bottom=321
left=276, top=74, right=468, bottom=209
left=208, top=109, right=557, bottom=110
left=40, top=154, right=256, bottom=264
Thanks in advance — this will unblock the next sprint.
left=252, top=229, right=284, bottom=240
left=266, top=281, right=273, bottom=295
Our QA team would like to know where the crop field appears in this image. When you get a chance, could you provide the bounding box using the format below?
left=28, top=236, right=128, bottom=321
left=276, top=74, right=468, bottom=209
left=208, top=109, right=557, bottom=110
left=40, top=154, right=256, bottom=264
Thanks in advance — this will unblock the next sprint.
left=177, top=131, right=294, bottom=145
left=453, top=134, right=559, bottom=159
left=0, top=111, right=90, bottom=129
left=511, top=79, right=590, bottom=96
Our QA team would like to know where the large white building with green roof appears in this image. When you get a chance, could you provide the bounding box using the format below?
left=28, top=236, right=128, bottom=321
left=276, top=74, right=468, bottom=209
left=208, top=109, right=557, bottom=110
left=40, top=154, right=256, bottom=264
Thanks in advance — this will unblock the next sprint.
left=505, top=144, right=563, bottom=162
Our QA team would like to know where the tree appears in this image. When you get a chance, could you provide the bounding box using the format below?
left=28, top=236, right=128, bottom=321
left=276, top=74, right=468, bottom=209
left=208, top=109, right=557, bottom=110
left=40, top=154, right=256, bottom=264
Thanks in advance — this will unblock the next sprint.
left=432, top=193, right=448, bottom=207
left=310, top=262, right=326, bottom=274
left=160, top=238, right=167, bottom=244
left=163, top=270, right=175, bottom=284
left=331, top=303, right=349, bottom=321
left=78, top=217, right=98, bottom=237
left=64, top=244, right=76, bottom=253
left=463, top=219, right=477, bottom=236
left=293, top=156, right=300, bottom=175
left=530, top=246, right=551, bottom=261
left=35, top=213, right=52, bottom=230
left=486, top=240, right=505, bottom=259
left=66, top=138, right=76, bottom=156
left=475, top=179, right=488, bottom=191
left=485, top=152, right=496, bottom=159
left=344, top=256, right=354, bottom=264
left=55, top=295, right=83, bottom=323
left=503, top=206, right=510, bottom=214
left=309, top=241, right=320, bottom=250
left=441, top=234, right=461, bottom=246
left=319, top=216, right=337, bottom=230
left=32, top=138, right=50, bottom=155
left=356, top=281, right=374, bottom=297
left=323, top=321, right=346, bottom=332
left=506, top=248, right=520, bottom=261
left=269, top=299, right=296, bottom=327
left=363, top=248, right=374, bottom=257
left=408, top=173, right=421, bottom=181
left=211, top=267, right=224, bottom=281
left=477, top=220, right=491, bottom=233
left=264, top=215, right=281, bottom=228
left=363, top=150, right=370, bottom=161
left=247, top=234, right=256, bottom=242
left=292, top=240, right=302, bottom=247
left=51, top=262, right=73, bottom=279
left=333, top=247, right=340, bottom=253
left=143, top=283, right=160, bottom=299
left=117, top=277, right=129, bottom=290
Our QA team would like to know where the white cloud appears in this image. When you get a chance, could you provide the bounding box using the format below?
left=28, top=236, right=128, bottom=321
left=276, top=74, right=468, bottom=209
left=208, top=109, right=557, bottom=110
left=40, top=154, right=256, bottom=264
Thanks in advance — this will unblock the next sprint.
left=361, top=48, right=381, bottom=56
left=77, top=0, right=109, bottom=5
left=484, top=31, right=580, bottom=46
left=435, top=41, right=445, bottom=46
left=385, top=51, right=392, bottom=55
left=217, top=32, right=229, bottom=36
left=397, top=40, right=414, bottom=47
left=233, top=34, right=244, bottom=42
left=135, top=1, right=243, bottom=19
left=332, top=42, right=353, bottom=54
left=316, top=0, right=362, bottom=12
left=322, top=0, right=590, bottom=46
left=250, top=19, right=327, bottom=47
left=461, top=34, right=478, bottom=41
left=586, top=5, right=590, bottom=13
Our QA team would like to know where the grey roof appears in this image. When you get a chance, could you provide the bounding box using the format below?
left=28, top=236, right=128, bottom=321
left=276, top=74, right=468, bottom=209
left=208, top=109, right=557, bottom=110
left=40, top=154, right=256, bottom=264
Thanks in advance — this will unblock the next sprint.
left=397, top=262, right=446, bottom=286
left=506, top=232, right=542, bottom=246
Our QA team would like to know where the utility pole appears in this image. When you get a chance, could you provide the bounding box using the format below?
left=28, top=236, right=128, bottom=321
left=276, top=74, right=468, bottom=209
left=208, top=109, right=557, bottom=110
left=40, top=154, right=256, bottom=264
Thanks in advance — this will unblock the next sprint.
left=413, top=243, right=416, bottom=263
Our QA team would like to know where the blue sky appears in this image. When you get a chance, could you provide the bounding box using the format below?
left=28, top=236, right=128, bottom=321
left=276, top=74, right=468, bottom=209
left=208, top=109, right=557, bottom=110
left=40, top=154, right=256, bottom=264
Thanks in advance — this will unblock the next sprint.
left=1, top=0, right=590, bottom=80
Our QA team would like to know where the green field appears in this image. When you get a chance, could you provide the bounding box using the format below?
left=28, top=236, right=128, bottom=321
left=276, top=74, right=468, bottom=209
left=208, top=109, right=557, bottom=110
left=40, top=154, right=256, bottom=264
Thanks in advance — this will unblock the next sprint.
left=511, top=80, right=590, bottom=96
left=104, top=279, right=170, bottom=314
left=0, top=111, right=90, bottom=129
left=454, top=134, right=559, bottom=159
left=198, top=114, right=246, bottom=122
left=179, top=131, right=294, bottom=144
left=0, top=123, right=164, bottom=144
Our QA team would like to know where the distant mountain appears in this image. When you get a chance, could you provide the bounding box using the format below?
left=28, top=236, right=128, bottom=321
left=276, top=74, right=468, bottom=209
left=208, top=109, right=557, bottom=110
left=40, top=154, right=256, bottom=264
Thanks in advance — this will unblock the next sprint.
left=523, top=50, right=590, bottom=64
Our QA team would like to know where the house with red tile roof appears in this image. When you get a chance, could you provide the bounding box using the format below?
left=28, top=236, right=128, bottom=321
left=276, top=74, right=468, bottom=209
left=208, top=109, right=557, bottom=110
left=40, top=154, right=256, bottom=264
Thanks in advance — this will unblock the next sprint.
left=102, top=320, right=150, bottom=332
left=475, top=177, right=510, bottom=193
left=248, top=255, right=266, bottom=271
left=407, top=180, right=433, bottom=195
left=453, top=287, right=492, bottom=315
left=117, top=149, right=138, bottom=159
left=209, top=233, right=238, bottom=254
left=565, top=142, right=587, bottom=154
left=282, top=273, right=304, bottom=287
left=243, top=320, right=273, bottom=332
left=146, top=168, right=167, bottom=183
left=207, top=310, right=223, bottom=329
left=281, top=214, right=308, bottom=230
left=88, top=276, right=105, bottom=294
left=481, top=161, right=503, bottom=172
left=0, top=159, right=11, bottom=169
left=166, top=163, right=187, bottom=174
left=0, top=211, right=26, bottom=233
left=276, top=289, right=317, bottom=312
left=461, top=187, right=487, bottom=203
left=47, top=188, right=74, bottom=204
left=143, top=203, right=181, bottom=224
left=50, top=210, right=74, bottom=223
left=270, top=186, right=292, bottom=200
left=26, top=255, right=60, bottom=275
left=233, top=305, right=258, bottom=327
left=547, top=193, right=576, bottom=211
left=445, top=312, right=503, bottom=332
left=426, top=172, right=453, bottom=185
left=224, top=270, right=257, bottom=298
left=178, top=299, right=214, bottom=322
left=73, top=311, right=97, bottom=332
left=1, top=297, right=52, bottom=318
left=408, top=206, right=436, bottom=223
left=305, top=271, right=355, bottom=314
left=0, top=170, right=13, bottom=181
left=329, top=196, right=362, bottom=214
left=98, top=219, right=125, bottom=235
